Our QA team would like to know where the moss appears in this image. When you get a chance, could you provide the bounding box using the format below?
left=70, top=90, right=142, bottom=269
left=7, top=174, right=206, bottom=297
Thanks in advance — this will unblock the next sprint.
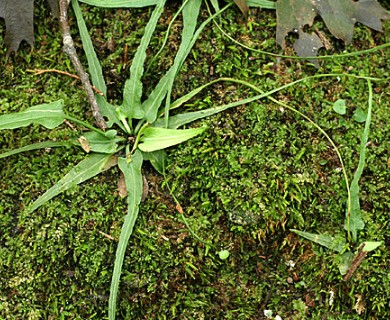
left=1, top=1, right=389, bottom=319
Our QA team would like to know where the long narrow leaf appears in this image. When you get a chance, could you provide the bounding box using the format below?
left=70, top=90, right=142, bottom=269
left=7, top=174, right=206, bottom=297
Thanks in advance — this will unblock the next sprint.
left=79, top=0, right=158, bottom=7
left=0, top=100, right=65, bottom=130
left=27, top=153, right=117, bottom=213
left=142, top=0, right=202, bottom=123
left=344, top=80, right=373, bottom=241
left=138, top=126, right=206, bottom=152
left=162, top=0, right=202, bottom=127
left=247, top=0, right=276, bottom=9
left=72, top=0, right=124, bottom=130
left=109, top=151, right=143, bottom=320
left=291, top=229, right=347, bottom=253
left=121, top=0, right=167, bottom=119
left=0, top=141, right=73, bottom=159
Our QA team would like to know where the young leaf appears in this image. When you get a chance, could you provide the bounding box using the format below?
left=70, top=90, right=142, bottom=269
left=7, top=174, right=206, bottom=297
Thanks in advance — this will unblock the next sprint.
left=138, top=126, right=206, bottom=152
left=120, top=0, right=167, bottom=120
left=0, top=100, right=65, bottom=130
left=338, top=251, right=354, bottom=275
left=142, top=0, right=202, bottom=123
left=27, top=153, right=117, bottom=213
left=353, top=108, right=367, bottom=123
left=344, top=80, right=372, bottom=242
left=291, top=229, right=347, bottom=253
left=109, top=151, right=143, bottom=320
left=361, top=241, right=382, bottom=252
left=333, top=99, right=347, bottom=115
left=218, top=250, right=230, bottom=260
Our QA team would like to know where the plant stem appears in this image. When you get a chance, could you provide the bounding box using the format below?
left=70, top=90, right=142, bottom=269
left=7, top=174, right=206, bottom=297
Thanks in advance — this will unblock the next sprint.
left=65, top=114, right=106, bottom=135
left=207, top=3, right=390, bottom=61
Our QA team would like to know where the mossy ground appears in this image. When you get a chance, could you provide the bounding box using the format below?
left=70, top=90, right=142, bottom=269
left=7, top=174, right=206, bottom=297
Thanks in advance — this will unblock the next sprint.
left=1, top=1, right=389, bottom=319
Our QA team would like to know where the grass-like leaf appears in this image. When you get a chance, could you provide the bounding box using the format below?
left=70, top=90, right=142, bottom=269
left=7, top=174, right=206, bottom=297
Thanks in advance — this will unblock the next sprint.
left=79, top=0, right=159, bottom=7
left=246, top=0, right=276, bottom=9
left=27, top=153, right=117, bottom=213
left=0, top=141, right=73, bottom=159
left=109, top=151, right=143, bottom=320
left=138, top=126, right=206, bottom=152
left=142, top=0, right=202, bottom=123
left=121, top=0, right=167, bottom=120
left=291, top=229, right=347, bottom=253
left=344, top=80, right=373, bottom=242
left=72, top=0, right=124, bottom=130
left=0, top=100, right=65, bottom=130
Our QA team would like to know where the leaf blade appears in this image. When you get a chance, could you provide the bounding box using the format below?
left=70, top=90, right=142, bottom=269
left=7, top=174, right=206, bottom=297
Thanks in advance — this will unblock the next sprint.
left=109, top=151, right=143, bottom=320
left=71, top=0, right=124, bottom=130
left=0, top=100, right=65, bottom=130
left=79, top=0, right=159, bottom=7
left=291, top=229, right=347, bottom=253
left=138, top=126, right=206, bottom=152
left=142, top=0, right=202, bottom=123
left=121, top=0, right=167, bottom=120
left=27, top=153, right=117, bottom=213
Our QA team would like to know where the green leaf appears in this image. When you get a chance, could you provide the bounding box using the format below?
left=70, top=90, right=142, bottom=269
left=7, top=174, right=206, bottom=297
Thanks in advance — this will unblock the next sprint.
left=138, top=126, right=206, bottom=152
left=0, top=141, right=73, bottom=159
left=72, top=0, right=124, bottom=130
left=141, top=149, right=166, bottom=174
left=353, top=108, right=367, bottom=123
left=332, top=99, right=346, bottom=115
left=247, top=0, right=276, bottom=9
left=337, top=251, right=354, bottom=275
left=109, top=151, right=143, bottom=320
left=344, top=80, right=372, bottom=242
left=142, top=0, right=203, bottom=123
left=291, top=229, right=347, bottom=253
left=79, top=0, right=159, bottom=7
left=218, top=250, right=230, bottom=260
left=78, top=130, right=119, bottom=154
left=27, top=153, right=117, bottom=213
left=361, top=241, right=382, bottom=252
left=0, top=100, right=65, bottom=130
left=121, top=0, right=166, bottom=120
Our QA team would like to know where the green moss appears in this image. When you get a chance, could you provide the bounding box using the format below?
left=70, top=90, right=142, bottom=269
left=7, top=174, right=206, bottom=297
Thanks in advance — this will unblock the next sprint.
left=1, top=2, right=389, bottom=319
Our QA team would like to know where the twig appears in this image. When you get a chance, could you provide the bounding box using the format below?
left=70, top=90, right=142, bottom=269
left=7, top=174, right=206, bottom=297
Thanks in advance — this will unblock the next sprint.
left=343, top=243, right=368, bottom=281
left=58, top=0, right=107, bottom=130
left=27, top=69, right=104, bottom=96
left=98, top=230, right=116, bottom=241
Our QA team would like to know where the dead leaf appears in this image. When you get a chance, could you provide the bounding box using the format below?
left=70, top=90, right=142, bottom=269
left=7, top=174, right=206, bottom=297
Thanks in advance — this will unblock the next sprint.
left=354, top=294, right=366, bottom=315
left=78, top=136, right=91, bottom=153
left=234, top=0, right=249, bottom=20
left=0, top=0, right=58, bottom=55
left=118, top=172, right=127, bottom=198
left=293, top=31, right=323, bottom=67
left=276, top=0, right=390, bottom=62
